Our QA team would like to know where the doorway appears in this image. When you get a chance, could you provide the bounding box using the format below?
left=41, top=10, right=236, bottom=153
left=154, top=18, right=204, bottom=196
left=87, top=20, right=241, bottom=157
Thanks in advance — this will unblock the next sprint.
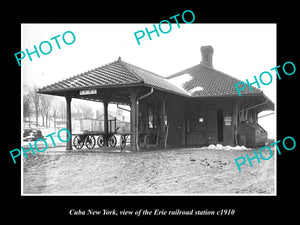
left=206, top=109, right=223, bottom=143
left=217, top=109, right=223, bottom=142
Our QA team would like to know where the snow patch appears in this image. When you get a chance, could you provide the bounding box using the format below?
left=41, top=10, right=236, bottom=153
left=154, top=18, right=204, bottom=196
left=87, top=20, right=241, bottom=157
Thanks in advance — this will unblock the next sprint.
left=167, top=74, right=204, bottom=96
left=188, top=86, right=204, bottom=94
left=167, top=73, right=193, bottom=96
left=201, top=144, right=252, bottom=151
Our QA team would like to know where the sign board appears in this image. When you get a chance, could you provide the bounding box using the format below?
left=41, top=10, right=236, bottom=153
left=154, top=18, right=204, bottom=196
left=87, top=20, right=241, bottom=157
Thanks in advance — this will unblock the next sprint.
left=79, top=89, right=97, bottom=95
left=224, top=116, right=232, bottom=126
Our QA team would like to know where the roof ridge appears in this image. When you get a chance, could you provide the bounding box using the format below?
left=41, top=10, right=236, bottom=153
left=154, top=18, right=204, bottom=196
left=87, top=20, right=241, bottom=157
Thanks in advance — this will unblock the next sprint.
left=118, top=58, right=189, bottom=96
left=39, top=59, right=121, bottom=91
left=119, top=59, right=166, bottom=79
left=117, top=59, right=144, bottom=82
left=166, top=64, right=201, bottom=79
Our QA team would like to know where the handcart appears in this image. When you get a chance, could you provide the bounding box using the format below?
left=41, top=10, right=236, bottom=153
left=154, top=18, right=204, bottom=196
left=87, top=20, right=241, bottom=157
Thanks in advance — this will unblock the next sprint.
left=73, top=118, right=119, bottom=149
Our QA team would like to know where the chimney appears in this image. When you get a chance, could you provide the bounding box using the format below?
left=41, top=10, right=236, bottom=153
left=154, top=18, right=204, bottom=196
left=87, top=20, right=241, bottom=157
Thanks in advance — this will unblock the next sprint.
left=200, top=45, right=214, bottom=68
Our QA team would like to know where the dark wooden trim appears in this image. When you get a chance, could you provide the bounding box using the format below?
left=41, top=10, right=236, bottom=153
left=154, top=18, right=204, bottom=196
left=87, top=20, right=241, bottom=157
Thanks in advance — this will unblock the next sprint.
left=130, top=88, right=139, bottom=151
left=66, top=96, right=73, bottom=150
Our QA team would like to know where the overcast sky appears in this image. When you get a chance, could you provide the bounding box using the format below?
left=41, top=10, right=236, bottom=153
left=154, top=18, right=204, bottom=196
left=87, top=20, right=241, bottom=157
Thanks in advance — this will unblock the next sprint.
left=21, top=23, right=276, bottom=138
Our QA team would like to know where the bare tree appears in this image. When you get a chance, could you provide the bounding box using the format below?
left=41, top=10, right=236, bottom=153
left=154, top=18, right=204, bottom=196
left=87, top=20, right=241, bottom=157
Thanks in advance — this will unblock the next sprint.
left=23, top=92, right=33, bottom=127
left=59, top=100, right=65, bottom=122
left=51, top=96, right=65, bottom=131
left=73, top=100, right=94, bottom=119
left=40, top=94, right=52, bottom=127
left=29, top=85, right=41, bottom=127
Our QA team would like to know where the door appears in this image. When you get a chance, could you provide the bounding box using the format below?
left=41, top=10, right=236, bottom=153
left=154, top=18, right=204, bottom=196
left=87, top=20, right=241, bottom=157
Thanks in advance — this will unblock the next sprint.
left=217, top=109, right=224, bottom=142
left=206, top=110, right=218, bottom=143
left=206, top=109, right=223, bottom=143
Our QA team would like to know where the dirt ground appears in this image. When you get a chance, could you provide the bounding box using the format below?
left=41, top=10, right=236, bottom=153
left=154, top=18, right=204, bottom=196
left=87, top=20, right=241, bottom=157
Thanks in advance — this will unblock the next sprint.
left=22, top=146, right=276, bottom=195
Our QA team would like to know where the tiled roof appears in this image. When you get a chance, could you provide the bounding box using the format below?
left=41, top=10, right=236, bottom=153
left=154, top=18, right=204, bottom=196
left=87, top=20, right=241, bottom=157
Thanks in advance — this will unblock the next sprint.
left=38, top=57, right=188, bottom=96
left=38, top=56, right=273, bottom=112
left=166, top=63, right=262, bottom=97
left=119, top=60, right=188, bottom=96
left=39, top=58, right=142, bottom=93
left=39, top=57, right=263, bottom=98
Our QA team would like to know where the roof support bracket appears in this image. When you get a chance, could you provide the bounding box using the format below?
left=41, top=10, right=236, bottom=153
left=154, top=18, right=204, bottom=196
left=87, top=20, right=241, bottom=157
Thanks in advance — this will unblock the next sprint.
left=238, top=99, right=269, bottom=113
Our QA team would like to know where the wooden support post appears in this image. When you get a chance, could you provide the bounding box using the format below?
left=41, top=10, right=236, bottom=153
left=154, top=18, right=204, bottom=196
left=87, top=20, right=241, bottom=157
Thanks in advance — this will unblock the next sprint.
left=181, top=103, right=186, bottom=146
left=66, top=96, right=72, bottom=150
left=130, top=88, right=139, bottom=151
left=233, top=104, right=238, bottom=146
left=156, top=92, right=167, bottom=147
left=161, top=95, right=166, bottom=147
left=103, top=100, right=109, bottom=146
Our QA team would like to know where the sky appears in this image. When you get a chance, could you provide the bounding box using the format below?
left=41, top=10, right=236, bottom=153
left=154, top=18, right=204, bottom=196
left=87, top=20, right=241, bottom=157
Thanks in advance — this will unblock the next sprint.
left=21, top=23, right=276, bottom=138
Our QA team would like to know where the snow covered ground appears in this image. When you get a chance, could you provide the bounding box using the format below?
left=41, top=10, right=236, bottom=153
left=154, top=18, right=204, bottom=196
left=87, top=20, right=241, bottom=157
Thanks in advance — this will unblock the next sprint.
left=200, top=144, right=252, bottom=151
left=23, top=146, right=275, bottom=195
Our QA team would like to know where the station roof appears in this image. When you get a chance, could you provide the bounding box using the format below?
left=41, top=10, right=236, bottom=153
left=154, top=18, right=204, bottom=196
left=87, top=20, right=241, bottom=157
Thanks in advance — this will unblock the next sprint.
left=38, top=57, right=274, bottom=110
left=166, top=63, right=263, bottom=97
left=38, top=57, right=188, bottom=97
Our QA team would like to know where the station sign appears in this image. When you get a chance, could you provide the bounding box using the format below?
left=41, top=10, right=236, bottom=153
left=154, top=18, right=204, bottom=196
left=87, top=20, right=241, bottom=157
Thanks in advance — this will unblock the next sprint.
left=79, top=89, right=97, bottom=95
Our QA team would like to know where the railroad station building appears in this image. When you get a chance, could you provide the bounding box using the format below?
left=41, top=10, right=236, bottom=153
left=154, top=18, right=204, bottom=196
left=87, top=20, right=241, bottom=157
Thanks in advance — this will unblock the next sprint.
left=38, top=46, right=274, bottom=151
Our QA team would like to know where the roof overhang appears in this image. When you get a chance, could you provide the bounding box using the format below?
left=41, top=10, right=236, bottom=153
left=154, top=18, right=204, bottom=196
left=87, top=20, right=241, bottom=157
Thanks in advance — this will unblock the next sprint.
left=237, top=93, right=274, bottom=112
left=37, top=58, right=274, bottom=110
